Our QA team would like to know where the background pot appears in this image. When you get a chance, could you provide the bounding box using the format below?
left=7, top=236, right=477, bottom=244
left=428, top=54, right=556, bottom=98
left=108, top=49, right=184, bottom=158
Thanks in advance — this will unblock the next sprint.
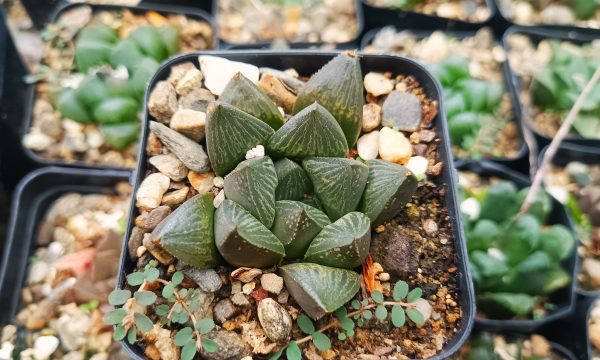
left=361, top=27, right=529, bottom=172
left=0, top=167, right=131, bottom=327
left=116, top=50, right=475, bottom=360
left=455, top=159, right=579, bottom=333
left=19, top=1, right=217, bottom=171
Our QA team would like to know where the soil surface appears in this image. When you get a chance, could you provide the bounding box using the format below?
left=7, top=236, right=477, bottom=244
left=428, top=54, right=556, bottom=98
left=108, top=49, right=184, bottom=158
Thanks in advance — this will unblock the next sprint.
left=365, top=0, right=490, bottom=22
left=498, top=0, right=600, bottom=28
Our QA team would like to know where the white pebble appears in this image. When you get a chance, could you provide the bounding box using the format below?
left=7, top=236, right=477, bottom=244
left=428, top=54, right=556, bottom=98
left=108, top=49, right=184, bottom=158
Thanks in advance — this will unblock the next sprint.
left=357, top=131, right=379, bottom=161
left=23, top=133, right=54, bottom=151
left=406, top=156, right=428, bottom=181
left=245, top=145, right=265, bottom=159
left=378, top=127, right=412, bottom=164
left=364, top=72, right=394, bottom=97
left=0, top=342, right=14, bottom=360
left=460, top=197, right=480, bottom=220
left=547, top=186, right=568, bottom=204
left=213, top=176, right=224, bottom=188
left=136, top=173, right=170, bottom=211
left=33, top=336, right=59, bottom=360
left=199, top=56, right=259, bottom=96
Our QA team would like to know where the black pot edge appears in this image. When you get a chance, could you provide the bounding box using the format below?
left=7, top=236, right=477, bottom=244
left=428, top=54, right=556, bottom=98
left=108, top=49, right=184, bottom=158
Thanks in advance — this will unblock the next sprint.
left=537, top=144, right=600, bottom=298
left=455, top=159, right=579, bottom=333
left=359, top=26, right=529, bottom=168
left=360, top=0, right=496, bottom=29
left=502, top=25, right=600, bottom=153
left=211, top=0, right=364, bottom=49
left=116, top=50, right=476, bottom=360
left=19, top=1, right=219, bottom=171
left=583, top=296, right=599, bottom=360
left=0, top=166, right=131, bottom=327
left=492, top=0, right=600, bottom=35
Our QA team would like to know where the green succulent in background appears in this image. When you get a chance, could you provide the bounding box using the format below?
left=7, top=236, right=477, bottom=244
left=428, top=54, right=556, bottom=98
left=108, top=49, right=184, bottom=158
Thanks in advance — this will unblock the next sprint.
left=427, top=55, right=506, bottom=157
left=531, top=40, right=600, bottom=139
left=517, top=0, right=600, bottom=20
left=56, top=22, right=180, bottom=150
left=461, top=179, right=575, bottom=319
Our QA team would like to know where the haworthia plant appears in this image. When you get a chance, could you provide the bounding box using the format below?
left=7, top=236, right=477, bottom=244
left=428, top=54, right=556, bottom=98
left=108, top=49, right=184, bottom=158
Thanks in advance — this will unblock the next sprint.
left=304, top=212, right=371, bottom=269
left=151, top=194, right=220, bottom=268
left=214, top=200, right=285, bottom=267
left=224, top=156, right=278, bottom=228
left=274, top=158, right=313, bottom=201
left=267, top=102, right=348, bottom=159
left=279, top=263, right=361, bottom=320
left=303, top=157, right=368, bottom=221
left=219, top=73, right=285, bottom=130
left=206, top=102, right=275, bottom=176
left=271, top=201, right=331, bottom=259
left=359, top=160, right=418, bottom=226
left=293, top=52, right=364, bottom=147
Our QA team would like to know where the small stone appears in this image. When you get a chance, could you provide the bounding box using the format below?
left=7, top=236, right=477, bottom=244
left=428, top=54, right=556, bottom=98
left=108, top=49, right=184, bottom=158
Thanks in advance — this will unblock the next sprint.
left=149, top=154, right=188, bottom=182
left=257, top=73, right=297, bottom=113
left=188, top=171, right=215, bottom=194
left=23, top=133, right=54, bottom=151
left=161, top=187, right=190, bottom=207
left=378, top=127, right=412, bottom=164
left=429, top=162, right=444, bottom=176
left=213, top=299, right=238, bottom=324
left=364, top=72, right=394, bottom=97
left=143, top=206, right=172, bottom=231
left=33, top=336, right=59, bottom=359
left=143, top=233, right=174, bottom=265
left=382, top=91, right=422, bottom=131
left=406, top=156, right=428, bottom=180
left=28, top=262, right=49, bottom=284
left=175, top=68, right=203, bottom=96
left=530, top=334, right=551, bottom=357
left=231, top=293, right=250, bottom=306
left=213, top=177, right=224, bottom=188
left=422, top=219, right=438, bottom=236
left=146, top=133, right=163, bottom=156
left=178, top=88, right=215, bottom=112
left=199, top=55, right=259, bottom=96
left=357, top=131, right=379, bottom=161
left=277, top=289, right=289, bottom=304
left=148, top=81, right=178, bottom=124
left=362, top=103, right=382, bottom=132
left=167, top=62, right=196, bottom=87
left=589, top=323, right=600, bottom=351
left=150, top=121, right=210, bottom=173
left=245, top=145, right=265, bottom=160
left=412, top=143, right=428, bottom=157
left=136, top=246, right=147, bottom=258
left=142, top=324, right=179, bottom=360
left=460, top=198, right=480, bottom=221
left=170, top=109, right=206, bottom=141
left=540, top=5, right=575, bottom=25
left=419, top=130, right=436, bottom=143
left=242, top=282, right=256, bottom=295
left=257, top=298, right=292, bottom=344
left=413, top=298, right=433, bottom=322
left=378, top=272, right=390, bottom=281
left=201, top=330, right=250, bottom=360
left=182, top=268, right=222, bottom=293
left=583, top=258, right=600, bottom=287
left=136, top=173, right=170, bottom=211
left=371, top=228, right=418, bottom=279
left=260, top=273, right=284, bottom=295
left=232, top=267, right=263, bottom=283
left=231, top=281, right=242, bottom=294
left=128, top=226, right=144, bottom=259
left=213, top=190, right=225, bottom=208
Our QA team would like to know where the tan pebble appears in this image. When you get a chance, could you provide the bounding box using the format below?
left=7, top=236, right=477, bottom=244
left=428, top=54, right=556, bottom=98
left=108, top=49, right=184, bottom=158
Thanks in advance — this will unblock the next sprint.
left=231, top=267, right=262, bottom=283
left=378, top=127, right=412, bottom=164
left=167, top=62, right=196, bottom=87
left=161, top=187, right=190, bottom=207
left=375, top=225, right=385, bottom=233
left=148, top=81, right=178, bottom=124
left=188, top=171, right=214, bottom=194
left=372, top=262, right=384, bottom=274
left=257, top=73, right=297, bottom=113
left=169, top=109, right=206, bottom=142
left=362, top=103, right=381, bottom=132
left=364, top=72, right=394, bottom=97
left=378, top=272, right=390, bottom=281
left=422, top=219, right=438, bottom=236
left=136, top=173, right=170, bottom=211
left=261, top=273, right=284, bottom=295
left=175, top=68, right=203, bottom=96
left=530, top=334, right=551, bottom=357
left=136, top=245, right=147, bottom=258
left=242, top=282, right=256, bottom=295
left=143, top=234, right=174, bottom=265
left=146, top=133, right=163, bottom=156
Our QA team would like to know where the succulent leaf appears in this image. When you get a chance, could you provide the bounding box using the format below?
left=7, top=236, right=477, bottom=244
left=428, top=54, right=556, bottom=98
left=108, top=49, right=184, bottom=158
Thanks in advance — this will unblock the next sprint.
left=304, top=212, right=371, bottom=269
left=359, top=159, right=418, bottom=226
left=215, top=200, right=285, bottom=267
left=206, top=102, right=275, bottom=176
left=151, top=194, right=220, bottom=268
left=129, top=25, right=168, bottom=62
left=110, top=39, right=146, bottom=73
left=224, top=156, right=278, bottom=228
left=75, top=40, right=112, bottom=73
left=55, top=89, right=92, bottom=123
left=77, top=24, right=118, bottom=44
left=279, top=263, right=361, bottom=320
left=93, top=97, right=139, bottom=124
left=303, top=157, right=368, bottom=221
left=271, top=201, right=331, bottom=259
left=267, top=102, right=348, bottom=158
left=274, top=158, right=313, bottom=201
left=293, top=52, right=364, bottom=147
left=220, top=73, right=285, bottom=130
left=100, top=123, right=140, bottom=150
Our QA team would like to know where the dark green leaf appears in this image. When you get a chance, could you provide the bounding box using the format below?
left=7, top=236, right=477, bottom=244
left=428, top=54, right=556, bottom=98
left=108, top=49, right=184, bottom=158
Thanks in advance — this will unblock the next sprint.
left=339, top=317, right=355, bottom=332
left=483, top=292, right=535, bottom=316
left=113, top=324, right=126, bottom=341
left=500, top=215, right=540, bottom=266
left=334, top=307, right=348, bottom=319
left=108, top=289, right=131, bottom=306
left=127, top=327, right=137, bottom=344
left=274, top=158, right=313, bottom=201
left=312, top=332, right=332, bottom=351
left=100, top=122, right=140, bottom=150
left=269, top=348, right=284, bottom=360
left=516, top=251, right=551, bottom=273
left=93, top=97, right=138, bottom=124
left=174, top=327, right=194, bottom=347
left=134, top=313, right=154, bottom=332
left=351, top=300, right=362, bottom=310
left=407, top=288, right=423, bottom=303
left=469, top=250, right=509, bottom=278
left=338, top=332, right=347, bottom=341
left=286, top=341, right=302, bottom=360
left=393, top=281, right=409, bottom=301
left=297, top=314, right=315, bottom=334
left=479, top=181, right=519, bottom=223
left=134, top=291, right=157, bottom=306
left=391, top=305, right=406, bottom=327
left=406, top=308, right=425, bottom=325
left=363, top=310, right=373, bottom=320
left=539, top=225, right=575, bottom=261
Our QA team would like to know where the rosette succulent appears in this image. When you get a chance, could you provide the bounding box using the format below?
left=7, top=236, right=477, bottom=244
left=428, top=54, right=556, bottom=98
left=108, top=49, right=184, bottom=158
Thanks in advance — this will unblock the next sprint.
left=147, top=53, right=418, bottom=321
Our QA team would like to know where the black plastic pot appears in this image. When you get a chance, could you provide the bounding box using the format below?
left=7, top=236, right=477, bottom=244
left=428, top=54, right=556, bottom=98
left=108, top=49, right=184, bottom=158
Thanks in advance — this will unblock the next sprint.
left=117, top=50, right=475, bottom=360
left=455, top=159, right=579, bottom=333
left=361, top=0, right=496, bottom=32
left=0, top=167, right=131, bottom=328
left=503, top=26, right=600, bottom=154
left=212, top=0, right=364, bottom=48
left=539, top=143, right=600, bottom=298
left=464, top=331, right=578, bottom=360
left=360, top=27, right=529, bottom=172
left=20, top=1, right=217, bottom=171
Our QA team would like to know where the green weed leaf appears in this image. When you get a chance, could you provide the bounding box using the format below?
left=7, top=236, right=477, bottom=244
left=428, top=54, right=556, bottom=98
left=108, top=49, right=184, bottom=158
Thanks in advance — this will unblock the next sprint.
left=297, top=314, right=315, bottom=334
left=108, top=290, right=131, bottom=306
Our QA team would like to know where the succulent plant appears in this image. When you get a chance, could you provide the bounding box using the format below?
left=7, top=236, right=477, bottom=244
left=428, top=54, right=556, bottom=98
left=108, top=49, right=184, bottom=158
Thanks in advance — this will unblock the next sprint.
left=146, top=53, right=420, bottom=323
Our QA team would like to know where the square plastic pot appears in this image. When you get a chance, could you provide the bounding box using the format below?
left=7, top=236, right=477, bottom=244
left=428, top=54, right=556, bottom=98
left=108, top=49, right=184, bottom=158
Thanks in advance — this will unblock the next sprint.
left=20, top=1, right=217, bottom=171
left=455, top=159, right=579, bottom=333
left=360, top=27, right=529, bottom=172
left=0, top=167, right=131, bottom=328
left=503, top=26, right=600, bottom=155
left=116, top=50, right=475, bottom=360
